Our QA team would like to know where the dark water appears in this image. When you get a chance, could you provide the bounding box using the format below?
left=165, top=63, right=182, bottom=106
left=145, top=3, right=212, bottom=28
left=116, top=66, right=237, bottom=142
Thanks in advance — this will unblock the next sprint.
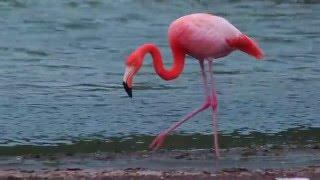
left=0, top=0, right=319, bottom=154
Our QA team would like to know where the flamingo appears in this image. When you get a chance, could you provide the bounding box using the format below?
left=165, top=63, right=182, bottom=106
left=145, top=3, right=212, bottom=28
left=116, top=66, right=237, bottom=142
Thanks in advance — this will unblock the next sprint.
left=122, top=13, right=264, bottom=157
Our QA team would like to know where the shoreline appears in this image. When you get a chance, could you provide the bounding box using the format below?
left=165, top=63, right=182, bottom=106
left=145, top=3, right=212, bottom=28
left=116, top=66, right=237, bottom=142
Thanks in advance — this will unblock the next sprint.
left=0, top=146, right=319, bottom=179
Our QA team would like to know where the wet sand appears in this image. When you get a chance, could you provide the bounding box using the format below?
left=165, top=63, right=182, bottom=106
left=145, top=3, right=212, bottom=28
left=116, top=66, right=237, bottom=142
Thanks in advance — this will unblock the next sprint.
left=0, top=167, right=319, bottom=180
left=0, top=146, right=319, bottom=179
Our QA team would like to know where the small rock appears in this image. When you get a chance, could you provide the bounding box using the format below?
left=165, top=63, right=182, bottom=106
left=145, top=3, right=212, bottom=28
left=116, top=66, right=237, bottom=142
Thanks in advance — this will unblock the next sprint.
left=67, top=168, right=82, bottom=171
left=202, top=171, right=211, bottom=175
left=20, top=170, right=34, bottom=173
left=222, top=168, right=248, bottom=173
left=124, top=167, right=144, bottom=172
left=174, top=153, right=190, bottom=159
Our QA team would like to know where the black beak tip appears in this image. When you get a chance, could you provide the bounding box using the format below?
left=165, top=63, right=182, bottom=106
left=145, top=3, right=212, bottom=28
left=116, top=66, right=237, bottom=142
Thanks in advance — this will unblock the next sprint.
left=123, top=81, right=132, bottom=98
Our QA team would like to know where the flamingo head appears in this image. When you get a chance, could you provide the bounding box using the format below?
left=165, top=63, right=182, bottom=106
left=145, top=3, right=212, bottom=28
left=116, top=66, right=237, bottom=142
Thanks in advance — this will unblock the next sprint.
left=122, top=52, right=143, bottom=98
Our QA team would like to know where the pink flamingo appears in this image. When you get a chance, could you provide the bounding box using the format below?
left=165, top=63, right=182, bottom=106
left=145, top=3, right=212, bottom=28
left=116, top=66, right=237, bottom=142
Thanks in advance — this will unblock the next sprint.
left=122, top=13, right=264, bottom=157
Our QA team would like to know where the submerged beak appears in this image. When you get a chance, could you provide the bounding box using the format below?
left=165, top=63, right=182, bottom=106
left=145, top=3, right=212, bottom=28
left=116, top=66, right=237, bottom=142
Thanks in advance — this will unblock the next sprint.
left=123, top=81, right=132, bottom=98
left=122, top=66, right=134, bottom=98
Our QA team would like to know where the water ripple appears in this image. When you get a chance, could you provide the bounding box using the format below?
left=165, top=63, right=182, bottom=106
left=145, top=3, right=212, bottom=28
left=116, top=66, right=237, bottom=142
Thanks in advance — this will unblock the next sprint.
left=0, top=0, right=319, bottom=149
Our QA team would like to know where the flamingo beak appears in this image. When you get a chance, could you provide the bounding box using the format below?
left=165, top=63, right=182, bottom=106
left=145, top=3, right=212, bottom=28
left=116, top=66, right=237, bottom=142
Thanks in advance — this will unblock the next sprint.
left=122, top=66, right=134, bottom=98
left=123, top=81, right=132, bottom=98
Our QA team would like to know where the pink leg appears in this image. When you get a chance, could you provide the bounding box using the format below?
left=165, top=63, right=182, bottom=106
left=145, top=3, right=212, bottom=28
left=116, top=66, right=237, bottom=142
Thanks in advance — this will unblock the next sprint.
left=208, top=60, right=220, bottom=157
left=149, top=61, right=211, bottom=151
left=149, top=101, right=210, bottom=150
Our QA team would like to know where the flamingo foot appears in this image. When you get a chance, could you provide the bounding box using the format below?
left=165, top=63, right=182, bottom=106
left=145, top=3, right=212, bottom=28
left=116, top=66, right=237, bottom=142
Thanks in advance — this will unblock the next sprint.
left=149, top=132, right=167, bottom=151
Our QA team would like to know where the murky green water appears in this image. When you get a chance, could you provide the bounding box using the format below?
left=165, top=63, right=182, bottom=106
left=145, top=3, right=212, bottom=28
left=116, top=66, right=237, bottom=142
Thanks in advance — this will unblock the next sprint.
left=0, top=0, right=319, bottom=154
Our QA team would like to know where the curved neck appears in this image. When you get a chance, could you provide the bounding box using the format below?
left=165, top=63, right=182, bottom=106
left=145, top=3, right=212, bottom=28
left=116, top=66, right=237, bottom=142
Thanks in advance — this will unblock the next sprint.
left=136, top=43, right=185, bottom=80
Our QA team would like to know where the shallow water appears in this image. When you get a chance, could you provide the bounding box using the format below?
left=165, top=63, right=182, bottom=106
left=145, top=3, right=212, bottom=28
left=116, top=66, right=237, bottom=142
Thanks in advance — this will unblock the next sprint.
left=0, top=0, right=319, bottom=153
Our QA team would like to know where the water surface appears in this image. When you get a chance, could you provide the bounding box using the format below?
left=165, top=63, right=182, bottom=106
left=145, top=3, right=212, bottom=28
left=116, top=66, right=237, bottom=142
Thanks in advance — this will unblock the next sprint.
left=0, top=0, right=319, bottom=153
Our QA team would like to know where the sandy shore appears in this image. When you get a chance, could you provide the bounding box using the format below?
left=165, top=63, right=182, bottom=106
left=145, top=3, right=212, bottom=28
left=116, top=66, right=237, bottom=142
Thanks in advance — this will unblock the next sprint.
left=0, top=167, right=319, bottom=180
left=0, top=146, right=319, bottom=179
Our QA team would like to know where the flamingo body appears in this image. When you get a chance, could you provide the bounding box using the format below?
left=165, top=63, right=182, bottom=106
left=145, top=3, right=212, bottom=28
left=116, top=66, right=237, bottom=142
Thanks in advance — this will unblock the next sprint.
left=169, top=13, right=241, bottom=60
left=122, top=13, right=264, bottom=157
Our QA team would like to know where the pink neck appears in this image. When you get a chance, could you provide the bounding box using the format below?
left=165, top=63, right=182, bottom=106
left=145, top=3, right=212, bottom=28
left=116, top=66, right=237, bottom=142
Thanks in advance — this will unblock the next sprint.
left=136, top=43, right=185, bottom=80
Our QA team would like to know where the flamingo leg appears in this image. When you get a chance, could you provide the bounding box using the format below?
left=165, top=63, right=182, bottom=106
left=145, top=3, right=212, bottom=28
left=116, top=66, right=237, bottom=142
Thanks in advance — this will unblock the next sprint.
left=149, top=60, right=211, bottom=151
left=208, top=60, right=220, bottom=157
